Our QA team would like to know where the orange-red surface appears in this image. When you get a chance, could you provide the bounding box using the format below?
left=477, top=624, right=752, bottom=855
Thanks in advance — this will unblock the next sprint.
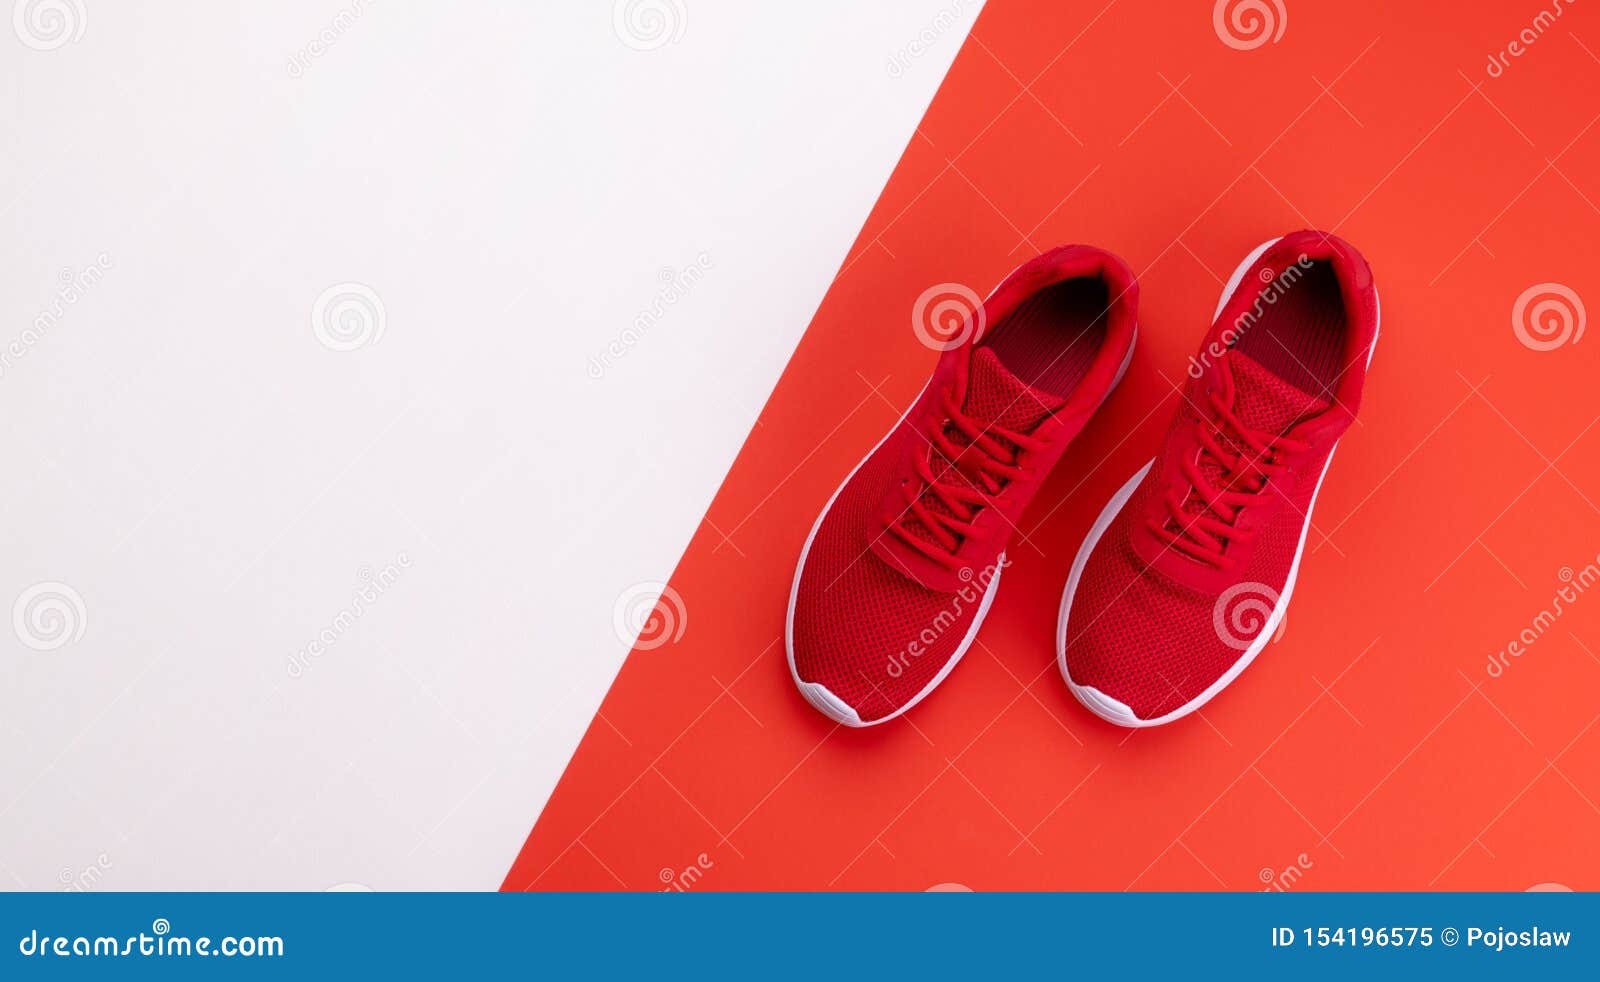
left=507, top=0, right=1600, bottom=890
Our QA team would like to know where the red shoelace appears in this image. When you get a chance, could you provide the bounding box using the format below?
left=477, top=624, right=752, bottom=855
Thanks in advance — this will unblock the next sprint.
left=1150, top=386, right=1309, bottom=570
left=887, top=387, right=1046, bottom=570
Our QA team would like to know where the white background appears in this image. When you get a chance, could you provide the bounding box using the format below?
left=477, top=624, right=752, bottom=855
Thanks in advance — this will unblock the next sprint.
left=0, top=1, right=979, bottom=889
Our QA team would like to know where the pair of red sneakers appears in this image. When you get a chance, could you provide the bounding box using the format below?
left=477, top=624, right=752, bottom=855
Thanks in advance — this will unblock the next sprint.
left=786, top=230, right=1378, bottom=728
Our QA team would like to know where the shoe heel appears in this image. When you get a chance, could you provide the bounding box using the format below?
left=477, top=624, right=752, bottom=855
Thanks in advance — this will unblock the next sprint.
left=1095, top=325, right=1138, bottom=414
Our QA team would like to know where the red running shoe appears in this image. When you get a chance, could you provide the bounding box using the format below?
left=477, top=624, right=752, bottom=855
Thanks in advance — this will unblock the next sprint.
left=787, top=246, right=1139, bottom=726
left=1057, top=231, right=1378, bottom=727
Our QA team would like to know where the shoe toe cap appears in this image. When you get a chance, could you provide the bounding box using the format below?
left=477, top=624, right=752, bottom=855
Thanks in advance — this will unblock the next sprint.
left=792, top=679, right=867, bottom=727
left=1065, top=680, right=1147, bottom=727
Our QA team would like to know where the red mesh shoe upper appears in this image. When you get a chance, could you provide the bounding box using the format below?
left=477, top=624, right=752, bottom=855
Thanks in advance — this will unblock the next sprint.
left=1063, top=352, right=1332, bottom=720
left=791, top=244, right=1141, bottom=724
left=1224, top=352, right=1330, bottom=434
left=1181, top=353, right=1329, bottom=524
left=1064, top=473, right=1308, bottom=719
left=1064, top=230, right=1375, bottom=723
left=791, top=352, right=1062, bottom=723
left=896, top=350, right=1064, bottom=551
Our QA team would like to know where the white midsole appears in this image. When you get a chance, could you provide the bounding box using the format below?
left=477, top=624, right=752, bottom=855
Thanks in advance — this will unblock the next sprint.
left=1056, top=237, right=1379, bottom=726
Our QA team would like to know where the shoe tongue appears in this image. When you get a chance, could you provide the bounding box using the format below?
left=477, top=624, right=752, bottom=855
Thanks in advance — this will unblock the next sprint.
left=890, top=349, right=1065, bottom=560
left=1176, top=351, right=1330, bottom=532
left=1222, top=350, right=1330, bottom=435
left=961, top=347, right=1067, bottom=433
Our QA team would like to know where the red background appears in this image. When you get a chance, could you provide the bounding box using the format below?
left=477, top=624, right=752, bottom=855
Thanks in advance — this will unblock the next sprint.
left=507, top=0, right=1600, bottom=890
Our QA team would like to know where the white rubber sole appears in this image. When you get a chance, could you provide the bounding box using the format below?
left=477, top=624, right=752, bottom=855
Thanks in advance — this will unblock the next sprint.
left=1056, top=238, right=1379, bottom=727
left=787, top=333, right=1137, bottom=727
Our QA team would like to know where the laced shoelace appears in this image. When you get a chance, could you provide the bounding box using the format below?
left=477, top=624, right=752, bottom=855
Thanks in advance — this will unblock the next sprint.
left=887, top=386, right=1047, bottom=570
left=1150, top=386, right=1310, bottom=570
